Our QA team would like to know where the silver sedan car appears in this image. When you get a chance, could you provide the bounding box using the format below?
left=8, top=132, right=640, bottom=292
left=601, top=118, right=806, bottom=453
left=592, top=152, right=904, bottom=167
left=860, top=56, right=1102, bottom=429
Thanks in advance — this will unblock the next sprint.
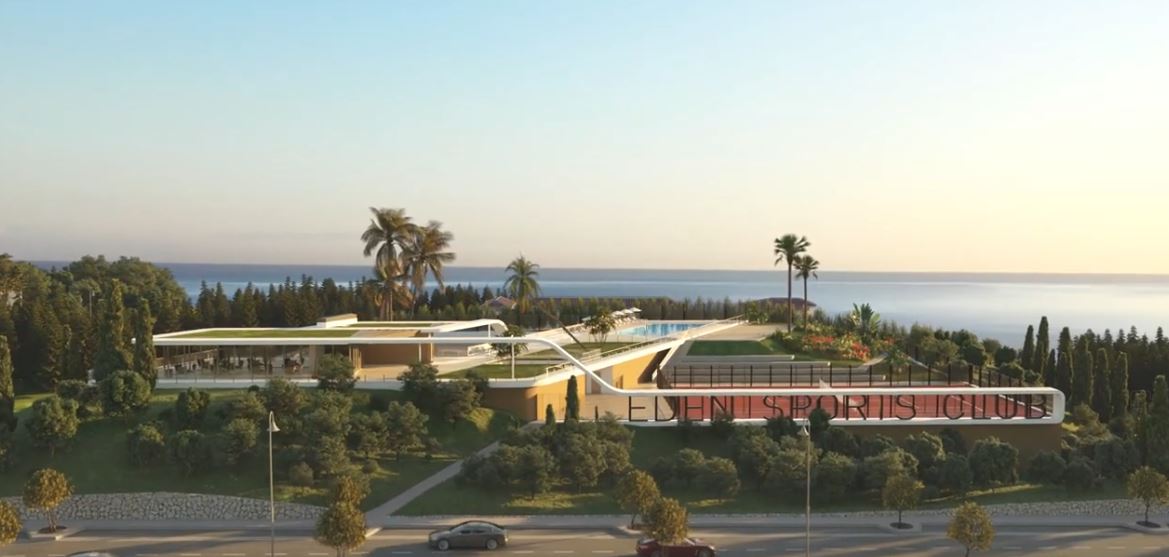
left=427, top=520, right=509, bottom=551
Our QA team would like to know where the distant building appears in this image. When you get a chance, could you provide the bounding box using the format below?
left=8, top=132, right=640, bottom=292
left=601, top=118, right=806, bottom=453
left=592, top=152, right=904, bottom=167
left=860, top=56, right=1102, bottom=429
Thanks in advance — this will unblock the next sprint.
left=481, top=296, right=516, bottom=315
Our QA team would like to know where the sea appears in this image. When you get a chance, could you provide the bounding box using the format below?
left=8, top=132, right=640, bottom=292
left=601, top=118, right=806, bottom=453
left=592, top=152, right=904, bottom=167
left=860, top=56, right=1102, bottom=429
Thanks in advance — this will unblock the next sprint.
left=38, top=262, right=1169, bottom=347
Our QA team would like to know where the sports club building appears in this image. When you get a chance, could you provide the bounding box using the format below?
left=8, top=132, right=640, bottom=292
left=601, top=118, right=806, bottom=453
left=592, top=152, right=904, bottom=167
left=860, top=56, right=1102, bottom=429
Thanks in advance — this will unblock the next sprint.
left=150, top=316, right=1066, bottom=456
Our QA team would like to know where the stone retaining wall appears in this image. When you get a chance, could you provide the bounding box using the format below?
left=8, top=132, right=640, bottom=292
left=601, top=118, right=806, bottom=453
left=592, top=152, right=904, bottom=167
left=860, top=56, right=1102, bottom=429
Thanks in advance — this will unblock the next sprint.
left=2, top=493, right=324, bottom=522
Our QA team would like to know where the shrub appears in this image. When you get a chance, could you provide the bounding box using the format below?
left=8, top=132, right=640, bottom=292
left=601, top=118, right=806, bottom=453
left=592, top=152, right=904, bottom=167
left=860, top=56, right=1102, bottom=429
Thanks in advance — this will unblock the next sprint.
left=765, top=415, right=799, bottom=441
left=127, top=424, right=167, bottom=467
left=968, top=437, right=1018, bottom=487
left=903, top=432, right=946, bottom=472
left=385, top=401, right=428, bottom=459
left=26, top=396, right=79, bottom=456
left=226, top=392, right=268, bottom=424
left=938, top=454, right=973, bottom=496
left=1093, top=437, right=1141, bottom=480
left=400, top=362, right=440, bottom=412
left=860, top=434, right=898, bottom=458
left=819, top=427, right=860, bottom=458
left=22, top=468, right=73, bottom=531
left=808, top=408, right=832, bottom=441
left=263, top=378, right=306, bottom=418
left=55, top=380, right=102, bottom=419
left=861, top=449, right=918, bottom=491
left=289, top=462, right=315, bottom=486
left=710, top=410, right=736, bottom=439
left=311, top=436, right=351, bottom=479
left=316, top=354, right=356, bottom=392
left=698, top=457, right=741, bottom=499
left=666, top=448, right=707, bottom=489
left=1024, top=451, right=1067, bottom=485
left=328, top=473, right=371, bottom=507
left=730, top=428, right=781, bottom=487
left=0, top=500, right=20, bottom=545
left=1064, top=456, right=1097, bottom=490
left=814, top=451, right=858, bottom=502
left=170, top=430, right=212, bottom=476
left=361, top=459, right=379, bottom=474
left=559, top=433, right=606, bottom=492
left=615, top=470, right=660, bottom=528
left=938, top=427, right=967, bottom=456
left=223, top=418, right=260, bottom=466
left=175, top=388, right=211, bottom=429
left=764, top=448, right=809, bottom=496
left=100, top=370, right=151, bottom=416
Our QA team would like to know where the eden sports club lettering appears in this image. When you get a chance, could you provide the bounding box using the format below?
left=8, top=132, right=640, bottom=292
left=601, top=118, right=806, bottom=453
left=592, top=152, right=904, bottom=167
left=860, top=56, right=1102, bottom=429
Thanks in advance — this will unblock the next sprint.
left=622, top=393, right=1049, bottom=422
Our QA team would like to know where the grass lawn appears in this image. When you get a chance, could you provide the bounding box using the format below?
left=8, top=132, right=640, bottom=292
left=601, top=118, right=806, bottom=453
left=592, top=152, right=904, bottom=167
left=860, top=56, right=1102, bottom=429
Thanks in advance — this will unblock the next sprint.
left=455, top=364, right=551, bottom=379
left=687, top=340, right=861, bottom=366
left=520, top=342, right=635, bottom=359
left=346, top=322, right=439, bottom=328
left=3, top=390, right=514, bottom=511
left=398, top=426, right=1129, bottom=516
left=171, top=329, right=357, bottom=339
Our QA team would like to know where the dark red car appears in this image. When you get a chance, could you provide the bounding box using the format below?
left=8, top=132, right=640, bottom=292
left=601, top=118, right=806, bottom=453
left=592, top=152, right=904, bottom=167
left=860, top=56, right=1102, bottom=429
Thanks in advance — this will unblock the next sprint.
left=635, top=537, right=717, bottom=557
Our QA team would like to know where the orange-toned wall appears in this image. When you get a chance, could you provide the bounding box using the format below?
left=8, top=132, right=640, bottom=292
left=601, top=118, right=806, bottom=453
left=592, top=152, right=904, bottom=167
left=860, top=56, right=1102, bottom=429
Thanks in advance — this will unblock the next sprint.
left=358, top=343, right=434, bottom=365
left=839, top=423, right=1062, bottom=460
left=482, top=376, right=585, bottom=422
left=608, top=351, right=664, bottom=388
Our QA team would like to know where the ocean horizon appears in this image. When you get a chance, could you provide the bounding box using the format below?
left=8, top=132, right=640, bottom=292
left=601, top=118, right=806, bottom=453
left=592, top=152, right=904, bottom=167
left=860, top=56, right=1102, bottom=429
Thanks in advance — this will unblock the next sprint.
left=34, top=261, right=1169, bottom=346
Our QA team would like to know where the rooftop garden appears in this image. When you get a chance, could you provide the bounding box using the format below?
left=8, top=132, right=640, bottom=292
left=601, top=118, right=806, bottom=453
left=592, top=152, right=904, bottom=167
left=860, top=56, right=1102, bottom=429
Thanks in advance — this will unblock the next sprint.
left=169, top=329, right=359, bottom=339
left=345, top=322, right=441, bottom=328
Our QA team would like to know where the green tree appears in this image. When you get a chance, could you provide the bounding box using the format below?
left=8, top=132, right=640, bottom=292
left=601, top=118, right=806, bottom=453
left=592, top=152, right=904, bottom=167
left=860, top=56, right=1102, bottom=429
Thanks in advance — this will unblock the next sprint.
left=1093, top=348, right=1112, bottom=421
left=311, top=436, right=351, bottom=479
left=27, top=395, right=79, bottom=456
left=1024, top=451, right=1067, bottom=485
left=170, top=430, right=212, bottom=476
left=968, top=437, right=1018, bottom=487
left=516, top=444, right=556, bottom=498
left=939, top=454, right=974, bottom=496
left=385, top=401, right=428, bottom=459
left=586, top=310, right=616, bottom=344
left=400, top=220, right=455, bottom=316
left=814, top=451, right=858, bottom=502
left=545, top=403, right=556, bottom=426
left=175, top=387, right=211, bottom=429
left=1020, top=325, right=1035, bottom=372
left=329, top=474, right=371, bottom=507
left=131, top=303, right=157, bottom=386
left=643, top=497, right=689, bottom=549
left=438, top=379, right=480, bottom=424
left=1054, top=349, right=1073, bottom=401
left=615, top=470, right=661, bottom=527
left=1112, top=352, right=1131, bottom=420
left=902, top=432, right=946, bottom=474
left=1147, top=375, right=1169, bottom=473
left=504, top=256, right=542, bottom=325
left=0, top=500, right=20, bottom=546
left=100, top=370, right=151, bottom=416
left=1127, top=466, right=1169, bottom=526
left=127, top=423, right=167, bottom=466
left=399, top=362, right=440, bottom=412
left=23, top=468, right=73, bottom=532
left=263, top=377, right=307, bottom=418
left=92, top=282, right=131, bottom=381
left=559, top=433, right=605, bottom=491
left=1072, top=339, right=1094, bottom=409
left=1033, top=317, right=1050, bottom=380
left=0, top=340, right=15, bottom=432
left=861, top=449, right=918, bottom=491
left=361, top=207, right=417, bottom=321
left=316, top=354, right=356, bottom=392
left=314, top=501, right=366, bottom=557
left=772, top=234, right=810, bottom=331
left=793, top=255, right=820, bottom=328
left=882, top=474, right=923, bottom=528
left=223, top=418, right=259, bottom=466
left=566, top=375, right=580, bottom=422
left=947, top=501, right=994, bottom=557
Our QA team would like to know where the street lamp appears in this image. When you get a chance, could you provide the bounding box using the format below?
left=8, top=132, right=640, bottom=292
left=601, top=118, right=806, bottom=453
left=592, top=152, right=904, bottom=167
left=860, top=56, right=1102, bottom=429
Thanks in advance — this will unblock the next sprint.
left=799, top=424, right=811, bottom=557
left=268, top=412, right=280, bottom=557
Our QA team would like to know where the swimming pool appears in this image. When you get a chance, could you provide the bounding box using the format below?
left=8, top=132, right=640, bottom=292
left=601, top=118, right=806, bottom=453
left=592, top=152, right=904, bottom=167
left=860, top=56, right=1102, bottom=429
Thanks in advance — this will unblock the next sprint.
left=618, top=322, right=705, bottom=337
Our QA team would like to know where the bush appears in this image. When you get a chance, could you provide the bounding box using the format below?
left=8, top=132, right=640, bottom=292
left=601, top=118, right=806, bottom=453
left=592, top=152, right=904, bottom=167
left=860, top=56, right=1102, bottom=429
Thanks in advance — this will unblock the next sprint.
left=263, top=378, right=307, bottom=418
left=698, top=457, right=741, bottom=499
left=223, top=418, right=260, bottom=466
left=938, top=454, right=973, bottom=496
left=731, top=428, right=781, bottom=487
left=968, top=437, right=1018, bottom=487
left=289, top=461, right=315, bottom=486
left=710, top=410, right=736, bottom=439
left=55, top=380, right=102, bottom=419
left=400, top=362, right=441, bottom=412
left=819, top=427, right=860, bottom=458
left=175, top=387, right=211, bottom=429
left=27, top=396, right=79, bottom=456
left=765, top=415, right=799, bottom=441
left=311, top=436, right=351, bottom=478
left=100, top=370, right=152, bottom=416
left=808, top=408, right=832, bottom=441
left=1064, top=456, right=1097, bottom=490
left=368, top=391, right=394, bottom=413
left=127, top=424, right=167, bottom=467
left=1093, top=438, right=1141, bottom=480
left=558, top=433, right=606, bottom=492
left=861, top=449, right=918, bottom=491
left=361, top=459, right=380, bottom=474
left=815, top=451, right=858, bottom=502
left=170, top=430, right=212, bottom=476
left=860, top=434, right=898, bottom=458
left=1024, top=451, right=1067, bottom=485
left=316, top=354, right=356, bottom=392
left=226, top=392, right=267, bottom=424
left=938, top=428, right=967, bottom=456
left=764, top=448, right=809, bottom=496
left=903, top=432, right=946, bottom=472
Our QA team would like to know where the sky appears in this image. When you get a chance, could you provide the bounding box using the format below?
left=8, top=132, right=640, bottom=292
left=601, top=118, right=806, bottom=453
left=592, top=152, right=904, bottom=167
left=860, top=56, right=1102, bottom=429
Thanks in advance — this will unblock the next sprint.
left=2, top=1, right=1168, bottom=273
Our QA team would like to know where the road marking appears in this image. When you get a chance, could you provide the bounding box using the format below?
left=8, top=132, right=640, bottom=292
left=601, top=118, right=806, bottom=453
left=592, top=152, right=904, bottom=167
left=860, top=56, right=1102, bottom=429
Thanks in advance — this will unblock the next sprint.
left=1107, top=547, right=1126, bottom=550
left=553, top=552, right=574, bottom=554
left=222, top=553, right=247, bottom=556
left=590, top=552, right=613, bottom=554
left=181, top=553, right=202, bottom=556
left=511, top=552, right=534, bottom=555
left=1071, top=547, right=1092, bottom=550
left=309, top=554, right=330, bottom=556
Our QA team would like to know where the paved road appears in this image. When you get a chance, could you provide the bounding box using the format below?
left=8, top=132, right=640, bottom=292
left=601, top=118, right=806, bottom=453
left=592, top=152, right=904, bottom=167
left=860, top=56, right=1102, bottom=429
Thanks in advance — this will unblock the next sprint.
left=5, top=527, right=1166, bottom=557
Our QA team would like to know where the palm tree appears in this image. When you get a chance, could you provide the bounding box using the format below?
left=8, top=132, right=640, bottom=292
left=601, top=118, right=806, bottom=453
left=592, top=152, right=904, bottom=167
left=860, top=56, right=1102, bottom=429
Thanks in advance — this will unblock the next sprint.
left=361, top=208, right=417, bottom=320
left=794, top=255, right=820, bottom=329
left=773, top=234, right=810, bottom=331
left=402, top=220, right=456, bottom=316
left=850, top=303, right=881, bottom=341
left=504, top=256, right=542, bottom=326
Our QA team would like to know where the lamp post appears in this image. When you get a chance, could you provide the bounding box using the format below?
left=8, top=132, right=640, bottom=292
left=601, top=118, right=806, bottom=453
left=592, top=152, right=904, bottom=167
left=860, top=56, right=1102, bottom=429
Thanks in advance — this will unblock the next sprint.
left=799, top=424, right=811, bottom=557
left=268, top=412, right=280, bottom=557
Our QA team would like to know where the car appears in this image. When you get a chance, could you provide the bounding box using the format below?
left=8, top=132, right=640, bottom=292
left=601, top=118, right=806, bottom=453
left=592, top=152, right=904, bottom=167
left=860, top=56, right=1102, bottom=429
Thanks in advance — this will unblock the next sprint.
left=635, top=537, right=717, bottom=557
left=428, top=520, right=509, bottom=551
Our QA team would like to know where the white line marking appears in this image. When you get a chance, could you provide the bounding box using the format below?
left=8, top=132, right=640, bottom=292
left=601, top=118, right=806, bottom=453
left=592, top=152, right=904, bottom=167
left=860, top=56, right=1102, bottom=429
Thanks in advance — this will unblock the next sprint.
left=181, top=553, right=202, bottom=556
left=223, top=554, right=247, bottom=556
left=309, top=554, right=330, bottom=556
left=590, top=552, right=613, bottom=555
left=512, top=552, right=534, bottom=555
left=1107, top=547, right=1126, bottom=550
left=1071, top=547, right=1092, bottom=551
left=553, top=552, right=574, bottom=555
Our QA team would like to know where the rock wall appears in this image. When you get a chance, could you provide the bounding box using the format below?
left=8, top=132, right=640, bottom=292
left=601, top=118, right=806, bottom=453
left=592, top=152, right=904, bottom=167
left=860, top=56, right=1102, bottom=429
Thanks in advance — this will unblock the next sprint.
left=2, top=492, right=324, bottom=521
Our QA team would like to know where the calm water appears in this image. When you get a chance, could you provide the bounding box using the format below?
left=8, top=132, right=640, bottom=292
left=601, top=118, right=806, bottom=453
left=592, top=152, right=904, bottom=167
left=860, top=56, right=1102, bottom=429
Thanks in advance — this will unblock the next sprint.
left=40, top=262, right=1169, bottom=346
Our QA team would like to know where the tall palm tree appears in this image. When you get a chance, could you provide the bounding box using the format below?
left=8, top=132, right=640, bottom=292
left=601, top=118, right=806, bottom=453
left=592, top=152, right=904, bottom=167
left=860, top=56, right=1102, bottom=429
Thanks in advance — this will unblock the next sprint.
left=361, top=207, right=417, bottom=320
left=773, top=234, right=810, bottom=332
left=402, top=220, right=456, bottom=316
left=794, top=255, right=820, bottom=328
left=850, top=303, right=881, bottom=341
left=504, top=256, right=542, bottom=326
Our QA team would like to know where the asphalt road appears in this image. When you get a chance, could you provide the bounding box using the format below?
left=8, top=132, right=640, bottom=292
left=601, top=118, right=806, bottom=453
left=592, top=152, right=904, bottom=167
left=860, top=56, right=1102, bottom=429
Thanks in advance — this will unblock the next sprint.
left=5, top=527, right=1167, bottom=557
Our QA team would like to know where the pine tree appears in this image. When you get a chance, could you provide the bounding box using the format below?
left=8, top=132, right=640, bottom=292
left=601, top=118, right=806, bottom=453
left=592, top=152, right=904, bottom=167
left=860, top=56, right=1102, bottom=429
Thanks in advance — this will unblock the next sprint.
left=132, top=304, right=157, bottom=387
left=1093, top=348, right=1112, bottom=421
left=1112, top=352, right=1131, bottom=419
left=1033, top=317, right=1050, bottom=375
left=0, top=339, right=15, bottom=432
left=1133, top=391, right=1150, bottom=463
left=93, top=282, right=131, bottom=381
left=1072, top=338, right=1094, bottom=409
left=544, top=403, right=556, bottom=426
left=1054, top=328, right=1074, bottom=397
left=566, top=375, right=580, bottom=422
left=1020, top=325, right=1036, bottom=372
left=212, top=283, right=231, bottom=326
left=1147, top=376, right=1169, bottom=474
left=1043, top=349, right=1055, bottom=386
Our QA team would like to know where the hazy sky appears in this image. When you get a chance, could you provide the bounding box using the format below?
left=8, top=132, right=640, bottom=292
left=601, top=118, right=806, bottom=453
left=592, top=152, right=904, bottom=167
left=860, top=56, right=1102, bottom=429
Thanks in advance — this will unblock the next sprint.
left=3, top=1, right=1168, bottom=273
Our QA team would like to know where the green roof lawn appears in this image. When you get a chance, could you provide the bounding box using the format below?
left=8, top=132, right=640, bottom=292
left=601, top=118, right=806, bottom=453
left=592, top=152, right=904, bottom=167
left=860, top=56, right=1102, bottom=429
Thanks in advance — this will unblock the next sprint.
left=171, top=329, right=358, bottom=339
left=455, top=363, right=550, bottom=379
left=346, top=322, right=440, bottom=328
